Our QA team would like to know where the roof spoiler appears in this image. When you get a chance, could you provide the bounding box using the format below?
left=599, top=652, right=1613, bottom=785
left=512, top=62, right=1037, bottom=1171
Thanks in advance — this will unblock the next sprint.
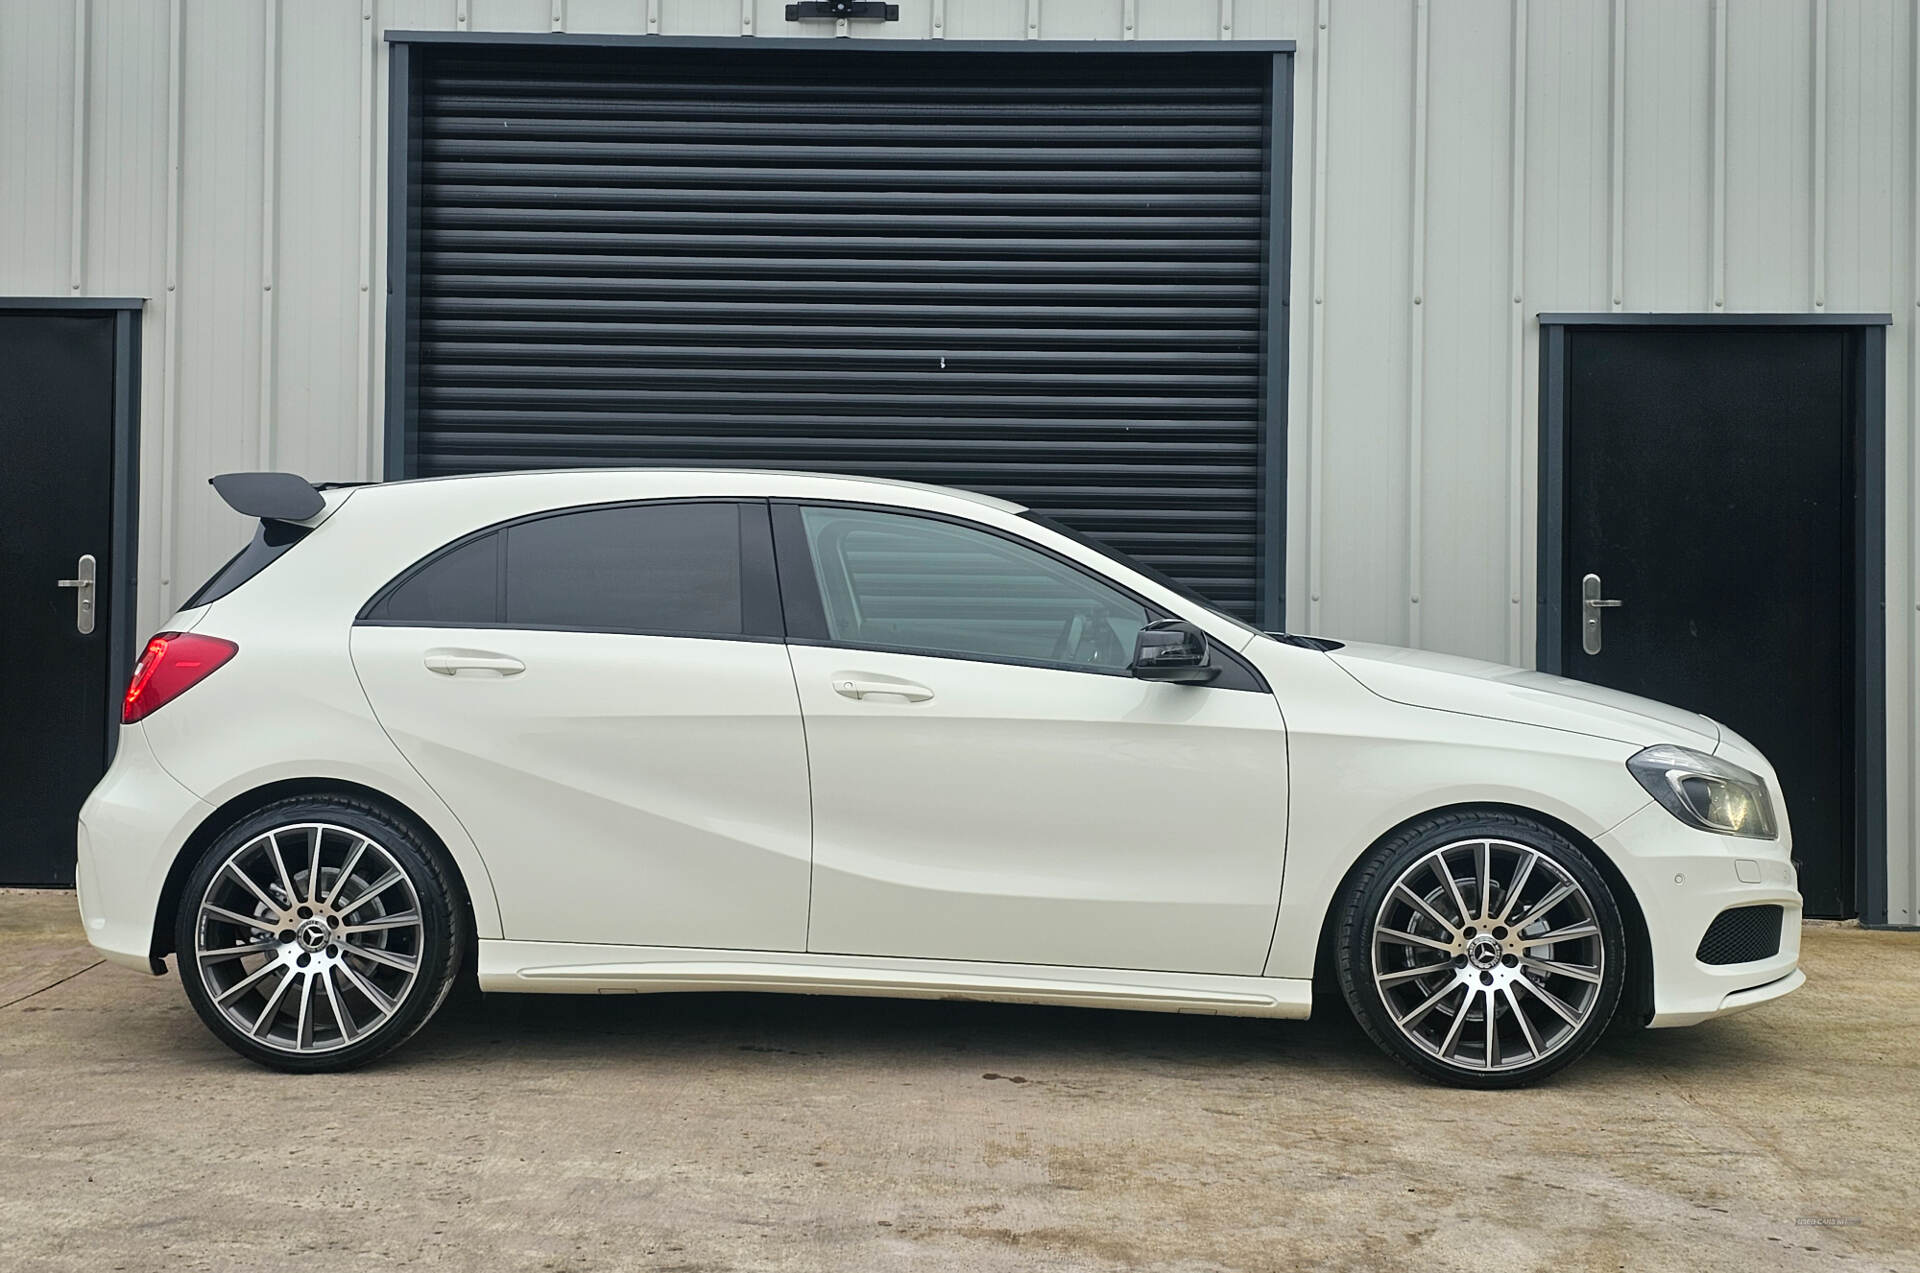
left=209, top=472, right=327, bottom=522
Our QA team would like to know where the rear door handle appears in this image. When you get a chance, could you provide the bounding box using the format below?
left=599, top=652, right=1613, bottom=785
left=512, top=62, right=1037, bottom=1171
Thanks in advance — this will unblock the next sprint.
left=424, top=649, right=525, bottom=677
left=832, top=678, right=933, bottom=703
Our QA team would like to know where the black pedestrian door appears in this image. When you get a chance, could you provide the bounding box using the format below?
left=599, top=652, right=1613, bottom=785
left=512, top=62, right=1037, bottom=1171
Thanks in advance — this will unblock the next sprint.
left=0, top=310, right=128, bottom=886
left=1546, top=322, right=1871, bottom=918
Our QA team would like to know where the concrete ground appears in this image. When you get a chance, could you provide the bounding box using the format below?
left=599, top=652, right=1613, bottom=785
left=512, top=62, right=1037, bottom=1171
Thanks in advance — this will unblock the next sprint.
left=1, top=889, right=1915, bottom=1273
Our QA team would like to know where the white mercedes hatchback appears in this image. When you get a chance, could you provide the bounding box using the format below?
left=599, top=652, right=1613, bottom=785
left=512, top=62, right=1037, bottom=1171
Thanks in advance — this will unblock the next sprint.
left=78, top=468, right=1803, bottom=1086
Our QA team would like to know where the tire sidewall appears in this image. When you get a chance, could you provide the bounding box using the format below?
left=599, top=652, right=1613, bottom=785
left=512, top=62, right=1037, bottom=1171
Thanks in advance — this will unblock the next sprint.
left=175, top=796, right=461, bottom=1073
left=1337, top=813, right=1627, bottom=1089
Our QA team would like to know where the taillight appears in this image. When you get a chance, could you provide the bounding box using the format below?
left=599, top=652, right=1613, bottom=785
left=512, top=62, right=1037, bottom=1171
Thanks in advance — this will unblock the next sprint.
left=123, top=632, right=239, bottom=724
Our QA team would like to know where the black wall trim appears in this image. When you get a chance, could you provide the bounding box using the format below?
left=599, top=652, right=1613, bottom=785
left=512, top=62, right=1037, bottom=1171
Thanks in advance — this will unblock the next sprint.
left=1537, top=314, right=1890, bottom=926
left=385, top=31, right=1296, bottom=54
left=1854, top=325, right=1889, bottom=923
left=0, top=298, right=144, bottom=760
left=1257, top=52, right=1294, bottom=632
left=107, top=305, right=142, bottom=760
left=0, top=297, right=146, bottom=311
left=1538, top=311, right=1892, bottom=327
left=383, top=41, right=420, bottom=483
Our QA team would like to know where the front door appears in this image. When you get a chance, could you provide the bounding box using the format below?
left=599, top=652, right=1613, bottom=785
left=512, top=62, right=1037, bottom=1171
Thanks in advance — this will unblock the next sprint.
left=1550, top=323, right=1864, bottom=917
left=780, top=504, right=1289, bottom=975
left=1, top=310, right=127, bottom=886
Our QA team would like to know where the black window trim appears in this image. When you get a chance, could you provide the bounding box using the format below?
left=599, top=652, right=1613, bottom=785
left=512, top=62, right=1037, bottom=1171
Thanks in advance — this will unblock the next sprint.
left=183, top=518, right=314, bottom=609
left=769, top=498, right=1270, bottom=693
left=354, top=496, right=785, bottom=644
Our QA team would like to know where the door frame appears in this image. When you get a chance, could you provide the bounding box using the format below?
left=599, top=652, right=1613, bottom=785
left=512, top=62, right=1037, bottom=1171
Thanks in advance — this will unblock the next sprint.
left=0, top=297, right=143, bottom=761
left=1535, top=312, right=1890, bottom=923
left=381, top=30, right=1296, bottom=631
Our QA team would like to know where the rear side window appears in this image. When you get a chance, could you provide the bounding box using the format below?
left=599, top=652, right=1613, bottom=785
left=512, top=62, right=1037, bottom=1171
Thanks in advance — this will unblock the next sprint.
left=505, top=502, right=742, bottom=634
left=366, top=501, right=750, bottom=638
left=183, top=521, right=310, bottom=608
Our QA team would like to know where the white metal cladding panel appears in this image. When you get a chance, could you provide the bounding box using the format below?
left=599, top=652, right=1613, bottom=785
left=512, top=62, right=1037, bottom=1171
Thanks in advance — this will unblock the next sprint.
left=1621, top=0, right=1711, bottom=313
left=1420, top=0, right=1513, bottom=663
left=270, top=1, right=368, bottom=486
left=1725, top=0, right=1813, bottom=311
left=1317, top=0, right=1414, bottom=647
left=0, top=1, right=78, bottom=297
left=0, top=0, right=1916, bottom=920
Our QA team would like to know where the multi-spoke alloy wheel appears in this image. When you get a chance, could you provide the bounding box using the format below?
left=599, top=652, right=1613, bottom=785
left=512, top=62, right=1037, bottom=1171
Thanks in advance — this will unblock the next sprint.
left=176, top=797, right=462, bottom=1072
left=1338, top=814, right=1625, bottom=1088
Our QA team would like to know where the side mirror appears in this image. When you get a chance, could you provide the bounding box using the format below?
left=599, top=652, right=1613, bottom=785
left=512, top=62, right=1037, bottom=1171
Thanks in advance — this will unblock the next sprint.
left=1130, top=619, right=1220, bottom=684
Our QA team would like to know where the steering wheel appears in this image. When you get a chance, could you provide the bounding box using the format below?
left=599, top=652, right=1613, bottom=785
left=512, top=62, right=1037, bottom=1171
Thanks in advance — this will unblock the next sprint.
left=1049, top=607, right=1127, bottom=666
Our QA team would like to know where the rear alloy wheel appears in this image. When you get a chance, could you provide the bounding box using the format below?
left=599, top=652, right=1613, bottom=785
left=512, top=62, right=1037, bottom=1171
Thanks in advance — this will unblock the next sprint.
left=1337, top=814, right=1626, bottom=1087
left=176, top=797, right=462, bottom=1071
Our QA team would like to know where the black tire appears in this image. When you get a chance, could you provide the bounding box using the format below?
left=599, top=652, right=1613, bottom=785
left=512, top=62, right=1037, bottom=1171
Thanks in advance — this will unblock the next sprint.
left=175, top=794, right=464, bottom=1073
left=1334, top=809, right=1627, bottom=1089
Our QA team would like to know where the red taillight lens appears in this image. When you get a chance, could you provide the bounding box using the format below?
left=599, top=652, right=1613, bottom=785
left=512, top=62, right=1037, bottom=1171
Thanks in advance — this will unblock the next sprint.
left=122, top=632, right=239, bottom=724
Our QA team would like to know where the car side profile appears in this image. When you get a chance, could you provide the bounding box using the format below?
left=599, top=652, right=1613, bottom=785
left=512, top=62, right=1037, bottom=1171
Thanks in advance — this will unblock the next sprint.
left=77, top=469, right=1804, bottom=1086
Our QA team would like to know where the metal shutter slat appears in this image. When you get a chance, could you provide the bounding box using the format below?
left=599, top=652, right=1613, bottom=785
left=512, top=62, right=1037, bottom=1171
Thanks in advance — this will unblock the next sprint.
left=405, top=47, right=1280, bottom=618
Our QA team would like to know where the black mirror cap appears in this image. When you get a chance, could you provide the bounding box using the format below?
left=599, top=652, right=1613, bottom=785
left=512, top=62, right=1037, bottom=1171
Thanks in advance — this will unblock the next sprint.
left=1131, top=619, right=1221, bottom=684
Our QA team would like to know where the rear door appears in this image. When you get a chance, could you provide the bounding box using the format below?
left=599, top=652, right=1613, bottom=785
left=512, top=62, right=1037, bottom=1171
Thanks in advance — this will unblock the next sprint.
left=350, top=499, right=813, bottom=950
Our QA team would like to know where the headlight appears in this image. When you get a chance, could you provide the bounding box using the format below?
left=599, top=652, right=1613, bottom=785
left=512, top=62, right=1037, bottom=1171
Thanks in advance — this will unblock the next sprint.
left=1627, top=744, right=1777, bottom=839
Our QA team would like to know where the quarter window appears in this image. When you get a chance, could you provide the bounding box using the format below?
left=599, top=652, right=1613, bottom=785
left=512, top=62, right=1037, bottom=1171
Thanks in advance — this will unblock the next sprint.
left=369, top=532, right=499, bottom=625
left=798, top=506, right=1148, bottom=671
left=370, top=501, right=746, bottom=638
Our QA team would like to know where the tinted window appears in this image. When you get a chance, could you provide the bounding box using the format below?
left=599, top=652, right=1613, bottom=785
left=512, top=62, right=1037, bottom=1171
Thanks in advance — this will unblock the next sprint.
left=504, top=502, right=743, bottom=635
left=800, top=507, right=1147, bottom=670
left=1018, top=511, right=1264, bottom=639
left=373, top=532, right=500, bottom=624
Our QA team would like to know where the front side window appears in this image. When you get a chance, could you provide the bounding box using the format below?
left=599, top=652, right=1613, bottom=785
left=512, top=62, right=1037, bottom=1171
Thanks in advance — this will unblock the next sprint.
left=799, top=506, right=1148, bottom=671
left=368, top=501, right=746, bottom=638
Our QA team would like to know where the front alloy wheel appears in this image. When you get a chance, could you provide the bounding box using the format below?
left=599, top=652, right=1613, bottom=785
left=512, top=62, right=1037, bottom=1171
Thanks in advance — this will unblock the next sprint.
left=1337, top=815, right=1626, bottom=1087
left=177, top=797, right=462, bottom=1071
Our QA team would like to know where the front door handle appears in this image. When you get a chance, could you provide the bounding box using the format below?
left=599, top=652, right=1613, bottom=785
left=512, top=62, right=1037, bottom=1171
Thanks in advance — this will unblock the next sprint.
left=424, top=649, right=525, bottom=677
left=1579, top=572, right=1624, bottom=655
left=833, top=677, right=933, bottom=703
left=55, top=553, right=97, bottom=635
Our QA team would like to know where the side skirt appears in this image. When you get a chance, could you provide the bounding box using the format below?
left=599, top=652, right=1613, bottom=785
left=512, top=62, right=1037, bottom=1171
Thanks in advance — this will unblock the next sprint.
left=477, top=940, right=1314, bottom=1020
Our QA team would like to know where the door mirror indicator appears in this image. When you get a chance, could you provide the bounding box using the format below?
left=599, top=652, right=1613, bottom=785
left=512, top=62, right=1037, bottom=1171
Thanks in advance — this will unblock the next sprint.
left=1130, top=619, right=1219, bottom=684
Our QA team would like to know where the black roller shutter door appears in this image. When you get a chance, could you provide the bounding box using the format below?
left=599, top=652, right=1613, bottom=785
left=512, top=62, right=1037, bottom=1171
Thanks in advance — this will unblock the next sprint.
left=400, top=44, right=1284, bottom=620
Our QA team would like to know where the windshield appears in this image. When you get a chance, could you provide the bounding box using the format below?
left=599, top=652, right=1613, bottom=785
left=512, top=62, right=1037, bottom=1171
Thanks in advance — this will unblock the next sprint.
left=1018, top=511, right=1265, bottom=639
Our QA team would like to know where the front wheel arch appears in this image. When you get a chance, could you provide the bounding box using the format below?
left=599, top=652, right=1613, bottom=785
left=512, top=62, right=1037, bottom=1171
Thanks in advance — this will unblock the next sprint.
left=1311, top=801, right=1654, bottom=1031
left=150, top=778, right=480, bottom=991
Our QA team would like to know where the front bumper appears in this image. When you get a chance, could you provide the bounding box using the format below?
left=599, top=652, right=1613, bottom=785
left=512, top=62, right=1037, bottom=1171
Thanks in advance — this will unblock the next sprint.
left=1597, top=802, right=1803, bottom=1027
left=75, top=726, right=212, bottom=973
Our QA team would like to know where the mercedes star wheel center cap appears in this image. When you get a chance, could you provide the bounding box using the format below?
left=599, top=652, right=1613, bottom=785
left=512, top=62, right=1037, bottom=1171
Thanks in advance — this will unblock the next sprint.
left=1467, top=934, right=1503, bottom=970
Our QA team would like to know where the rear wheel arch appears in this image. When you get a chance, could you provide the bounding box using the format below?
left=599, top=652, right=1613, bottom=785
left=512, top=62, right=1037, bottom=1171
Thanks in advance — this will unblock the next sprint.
left=150, top=777, right=483, bottom=988
left=1311, top=801, right=1654, bottom=1031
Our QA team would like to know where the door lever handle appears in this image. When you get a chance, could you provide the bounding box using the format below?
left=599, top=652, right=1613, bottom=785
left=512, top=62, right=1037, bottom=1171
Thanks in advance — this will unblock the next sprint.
left=1579, top=573, right=1624, bottom=655
left=424, top=649, right=525, bottom=676
left=55, top=553, right=97, bottom=635
left=833, top=678, right=933, bottom=703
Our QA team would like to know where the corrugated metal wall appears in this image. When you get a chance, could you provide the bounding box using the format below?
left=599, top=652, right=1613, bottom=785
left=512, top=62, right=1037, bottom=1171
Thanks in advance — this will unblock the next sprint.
left=2, top=0, right=1916, bottom=921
